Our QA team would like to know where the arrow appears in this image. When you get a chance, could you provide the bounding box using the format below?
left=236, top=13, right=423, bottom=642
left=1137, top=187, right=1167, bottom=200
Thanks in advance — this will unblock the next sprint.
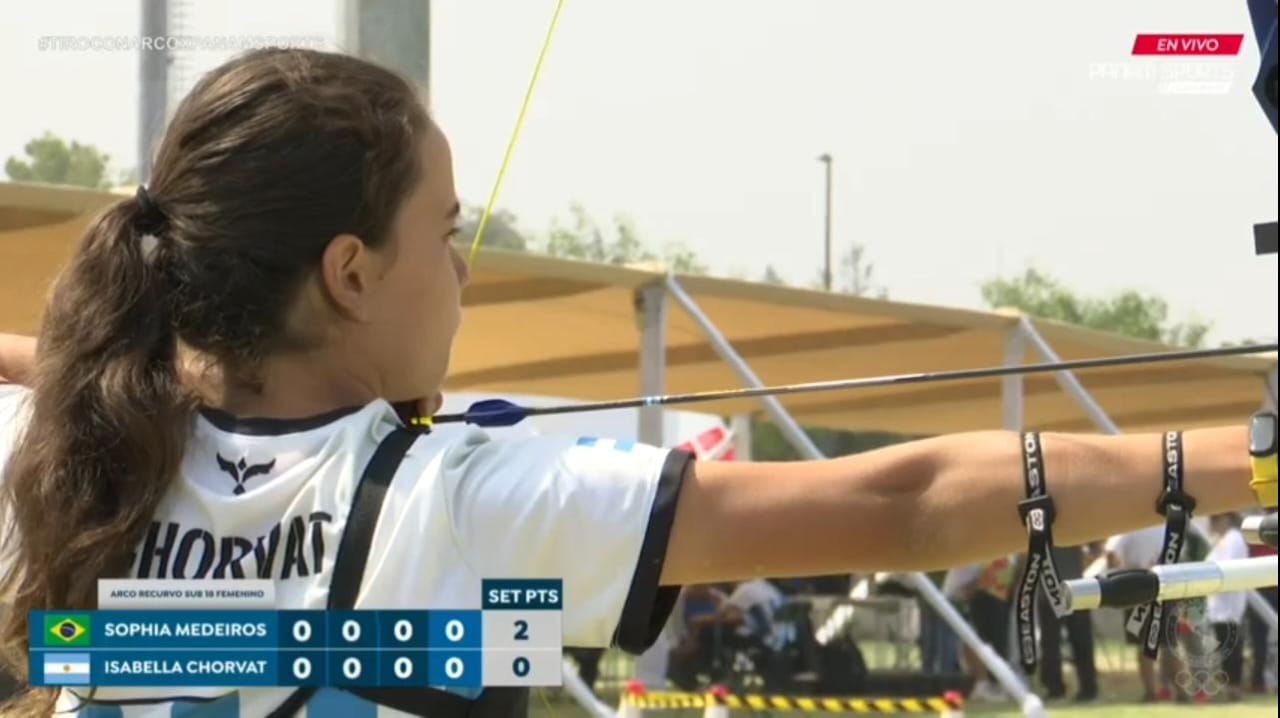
left=433, top=342, right=1278, bottom=427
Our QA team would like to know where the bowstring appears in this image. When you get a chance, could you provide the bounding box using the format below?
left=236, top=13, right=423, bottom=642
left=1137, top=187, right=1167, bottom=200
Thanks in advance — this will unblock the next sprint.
left=468, top=0, right=568, bottom=269
left=466, top=7, right=568, bottom=711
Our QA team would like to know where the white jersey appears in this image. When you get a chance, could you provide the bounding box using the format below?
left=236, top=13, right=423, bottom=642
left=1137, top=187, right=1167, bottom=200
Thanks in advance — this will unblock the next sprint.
left=0, top=385, right=691, bottom=717
left=1104, top=525, right=1166, bottom=569
left=1206, top=528, right=1250, bottom=624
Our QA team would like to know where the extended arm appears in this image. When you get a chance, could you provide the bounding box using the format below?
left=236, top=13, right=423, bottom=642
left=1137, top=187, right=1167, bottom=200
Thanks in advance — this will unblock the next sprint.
left=661, top=426, right=1253, bottom=585
left=0, top=334, right=36, bottom=386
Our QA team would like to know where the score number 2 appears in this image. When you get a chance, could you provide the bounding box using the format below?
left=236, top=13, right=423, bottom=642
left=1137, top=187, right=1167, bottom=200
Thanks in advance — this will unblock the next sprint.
left=512, top=620, right=530, bottom=677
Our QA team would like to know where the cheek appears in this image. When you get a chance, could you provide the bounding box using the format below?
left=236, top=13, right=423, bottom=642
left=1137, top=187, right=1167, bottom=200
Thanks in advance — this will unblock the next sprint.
left=413, top=246, right=460, bottom=331
left=394, top=244, right=441, bottom=304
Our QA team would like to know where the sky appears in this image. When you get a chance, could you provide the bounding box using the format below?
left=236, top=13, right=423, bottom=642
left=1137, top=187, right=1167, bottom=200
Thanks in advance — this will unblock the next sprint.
left=2, top=0, right=1276, bottom=343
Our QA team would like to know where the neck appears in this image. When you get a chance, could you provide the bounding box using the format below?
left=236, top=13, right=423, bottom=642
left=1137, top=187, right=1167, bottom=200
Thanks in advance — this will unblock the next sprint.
left=193, top=347, right=381, bottom=420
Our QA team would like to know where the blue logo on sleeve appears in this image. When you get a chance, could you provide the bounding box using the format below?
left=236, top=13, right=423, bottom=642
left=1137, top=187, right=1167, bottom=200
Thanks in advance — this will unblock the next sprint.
left=575, top=437, right=636, bottom=452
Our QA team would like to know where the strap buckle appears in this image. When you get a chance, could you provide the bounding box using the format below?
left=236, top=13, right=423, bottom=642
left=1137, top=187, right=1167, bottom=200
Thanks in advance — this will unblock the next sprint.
left=1155, top=488, right=1196, bottom=517
left=1018, top=495, right=1056, bottom=531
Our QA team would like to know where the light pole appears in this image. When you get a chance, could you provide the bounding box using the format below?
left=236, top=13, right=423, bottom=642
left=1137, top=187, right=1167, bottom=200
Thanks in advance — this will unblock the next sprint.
left=817, top=153, right=833, bottom=291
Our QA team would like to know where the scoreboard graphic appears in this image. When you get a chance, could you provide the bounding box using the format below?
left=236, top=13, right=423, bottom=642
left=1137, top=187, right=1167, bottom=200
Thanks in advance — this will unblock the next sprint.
left=31, top=580, right=562, bottom=689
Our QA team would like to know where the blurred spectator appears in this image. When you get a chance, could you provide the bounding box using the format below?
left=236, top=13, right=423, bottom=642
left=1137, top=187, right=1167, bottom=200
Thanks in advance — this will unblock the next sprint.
left=1206, top=513, right=1249, bottom=701
left=1037, top=545, right=1098, bottom=702
left=722, top=579, right=787, bottom=647
left=1105, top=525, right=1214, bottom=703
left=1245, top=517, right=1278, bottom=694
left=1105, top=526, right=1171, bottom=702
left=919, top=570, right=960, bottom=675
left=667, top=580, right=785, bottom=689
left=943, top=556, right=1015, bottom=702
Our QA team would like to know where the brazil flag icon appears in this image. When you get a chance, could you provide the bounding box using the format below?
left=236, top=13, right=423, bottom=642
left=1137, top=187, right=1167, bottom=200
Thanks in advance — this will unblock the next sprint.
left=44, top=614, right=91, bottom=648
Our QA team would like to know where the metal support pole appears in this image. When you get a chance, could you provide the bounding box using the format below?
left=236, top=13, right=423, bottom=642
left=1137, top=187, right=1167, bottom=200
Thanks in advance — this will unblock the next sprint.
left=635, top=284, right=666, bottom=447
left=1019, top=319, right=1279, bottom=629
left=1266, top=366, right=1278, bottom=413
left=1003, top=324, right=1026, bottom=431
left=559, top=658, right=615, bottom=718
left=665, top=275, right=1044, bottom=717
left=342, top=0, right=432, bottom=98
left=998, top=322, right=1032, bottom=691
left=664, top=276, right=822, bottom=459
left=818, top=154, right=833, bottom=291
left=138, top=0, right=168, bottom=185
left=1018, top=317, right=1118, bottom=433
left=730, top=414, right=753, bottom=461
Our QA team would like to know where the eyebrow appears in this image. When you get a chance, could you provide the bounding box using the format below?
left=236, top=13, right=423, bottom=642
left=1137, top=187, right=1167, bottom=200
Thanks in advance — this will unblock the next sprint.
left=446, top=201, right=461, bottom=220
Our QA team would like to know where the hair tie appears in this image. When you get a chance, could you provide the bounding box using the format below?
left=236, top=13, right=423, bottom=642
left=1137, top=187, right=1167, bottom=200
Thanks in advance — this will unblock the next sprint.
left=134, top=185, right=166, bottom=229
left=133, top=185, right=168, bottom=260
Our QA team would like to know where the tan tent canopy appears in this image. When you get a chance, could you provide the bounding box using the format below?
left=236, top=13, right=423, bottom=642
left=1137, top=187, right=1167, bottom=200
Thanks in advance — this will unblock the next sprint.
left=4, top=181, right=1274, bottom=435
left=455, top=251, right=1274, bottom=434
left=0, top=182, right=128, bottom=335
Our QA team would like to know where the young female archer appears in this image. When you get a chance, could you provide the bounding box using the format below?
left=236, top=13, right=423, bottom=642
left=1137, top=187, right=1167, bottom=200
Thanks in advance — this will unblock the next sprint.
left=0, top=48, right=1266, bottom=717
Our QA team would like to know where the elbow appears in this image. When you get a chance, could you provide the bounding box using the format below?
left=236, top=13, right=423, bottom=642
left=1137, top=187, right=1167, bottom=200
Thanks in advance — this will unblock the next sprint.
left=890, top=432, right=1024, bottom=571
left=847, top=450, right=947, bottom=572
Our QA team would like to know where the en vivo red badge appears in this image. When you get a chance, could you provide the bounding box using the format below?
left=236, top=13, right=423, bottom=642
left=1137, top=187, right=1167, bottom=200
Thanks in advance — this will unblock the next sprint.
left=1132, top=34, right=1244, bottom=56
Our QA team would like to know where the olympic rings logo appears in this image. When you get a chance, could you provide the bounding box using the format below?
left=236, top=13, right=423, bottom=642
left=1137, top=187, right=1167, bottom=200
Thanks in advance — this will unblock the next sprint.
left=1161, top=599, right=1242, bottom=697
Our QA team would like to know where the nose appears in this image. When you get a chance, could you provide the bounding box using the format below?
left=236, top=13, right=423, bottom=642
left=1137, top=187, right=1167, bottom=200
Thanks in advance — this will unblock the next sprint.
left=450, top=244, right=471, bottom=287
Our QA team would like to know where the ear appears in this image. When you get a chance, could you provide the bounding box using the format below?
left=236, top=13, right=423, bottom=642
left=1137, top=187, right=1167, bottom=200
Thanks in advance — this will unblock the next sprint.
left=318, top=233, right=378, bottom=320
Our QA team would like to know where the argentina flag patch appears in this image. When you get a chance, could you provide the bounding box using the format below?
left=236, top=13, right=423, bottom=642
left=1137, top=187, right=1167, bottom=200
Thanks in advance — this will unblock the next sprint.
left=575, top=436, right=636, bottom=452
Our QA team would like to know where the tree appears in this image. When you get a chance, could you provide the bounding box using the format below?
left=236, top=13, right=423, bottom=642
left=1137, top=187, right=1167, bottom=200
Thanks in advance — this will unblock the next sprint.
left=980, top=267, right=1211, bottom=347
left=543, top=203, right=611, bottom=262
left=808, top=243, right=888, bottom=298
left=451, top=202, right=709, bottom=275
left=662, top=243, right=709, bottom=275
left=761, top=265, right=787, bottom=285
left=540, top=203, right=706, bottom=274
left=750, top=421, right=912, bottom=462
left=4, top=132, right=113, bottom=189
left=838, top=243, right=887, bottom=298
left=454, top=205, right=528, bottom=252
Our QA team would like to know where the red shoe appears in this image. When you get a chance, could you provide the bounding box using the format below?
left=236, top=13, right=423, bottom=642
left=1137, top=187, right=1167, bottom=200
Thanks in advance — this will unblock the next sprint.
left=1193, top=690, right=1210, bottom=703
left=1153, top=688, right=1172, bottom=702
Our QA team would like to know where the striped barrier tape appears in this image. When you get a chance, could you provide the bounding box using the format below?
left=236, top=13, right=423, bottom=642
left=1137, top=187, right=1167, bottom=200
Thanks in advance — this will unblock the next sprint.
left=620, top=691, right=964, bottom=713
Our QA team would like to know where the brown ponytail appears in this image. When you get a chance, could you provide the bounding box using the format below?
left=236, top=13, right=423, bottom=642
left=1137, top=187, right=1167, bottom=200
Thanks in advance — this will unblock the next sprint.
left=0, top=197, right=193, bottom=714
left=0, top=47, right=427, bottom=714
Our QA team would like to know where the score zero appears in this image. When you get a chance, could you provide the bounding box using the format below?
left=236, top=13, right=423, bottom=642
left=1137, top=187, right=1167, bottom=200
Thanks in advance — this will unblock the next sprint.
left=291, top=656, right=427, bottom=681
left=291, top=620, right=427, bottom=643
